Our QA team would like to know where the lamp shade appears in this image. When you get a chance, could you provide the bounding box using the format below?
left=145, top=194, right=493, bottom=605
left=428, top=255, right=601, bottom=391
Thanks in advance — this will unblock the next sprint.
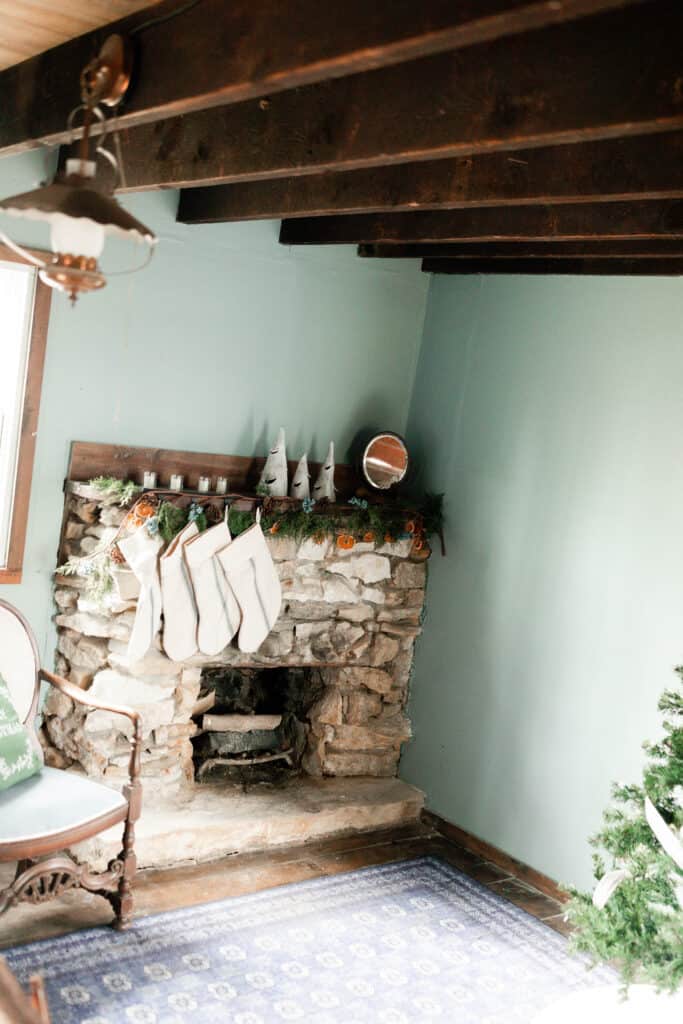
left=0, top=35, right=155, bottom=304
left=0, top=161, right=157, bottom=302
left=0, top=179, right=156, bottom=245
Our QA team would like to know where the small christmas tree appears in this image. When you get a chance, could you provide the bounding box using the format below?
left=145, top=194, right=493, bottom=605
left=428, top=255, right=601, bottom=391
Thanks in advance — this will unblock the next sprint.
left=566, top=672, right=683, bottom=992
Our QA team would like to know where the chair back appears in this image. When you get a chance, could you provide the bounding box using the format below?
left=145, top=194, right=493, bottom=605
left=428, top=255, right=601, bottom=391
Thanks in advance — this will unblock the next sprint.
left=0, top=600, right=40, bottom=726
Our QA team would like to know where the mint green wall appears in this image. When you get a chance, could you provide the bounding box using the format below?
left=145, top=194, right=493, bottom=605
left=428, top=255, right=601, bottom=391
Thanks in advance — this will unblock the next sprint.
left=401, top=273, right=683, bottom=889
left=0, top=151, right=428, bottom=660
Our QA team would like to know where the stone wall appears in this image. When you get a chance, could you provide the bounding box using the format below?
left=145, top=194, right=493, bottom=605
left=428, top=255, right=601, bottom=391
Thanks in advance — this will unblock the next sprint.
left=45, top=485, right=428, bottom=796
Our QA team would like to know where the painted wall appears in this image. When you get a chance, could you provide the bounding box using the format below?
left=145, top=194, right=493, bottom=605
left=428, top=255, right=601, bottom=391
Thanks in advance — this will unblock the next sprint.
left=401, top=273, right=683, bottom=889
left=0, top=151, right=428, bottom=659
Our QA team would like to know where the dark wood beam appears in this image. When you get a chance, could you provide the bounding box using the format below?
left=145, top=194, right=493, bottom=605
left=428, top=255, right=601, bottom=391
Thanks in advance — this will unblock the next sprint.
left=178, top=133, right=683, bottom=223
left=280, top=203, right=683, bottom=245
left=0, top=0, right=643, bottom=156
left=118, top=2, right=679, bottom=191
left=358, top=240, right=683, bottom=258
left=422, top=257, right=683, bottom=274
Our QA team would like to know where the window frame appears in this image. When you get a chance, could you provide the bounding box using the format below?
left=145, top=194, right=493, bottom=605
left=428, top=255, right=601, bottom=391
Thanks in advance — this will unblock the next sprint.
left=0, top=244, right=51, bottom=584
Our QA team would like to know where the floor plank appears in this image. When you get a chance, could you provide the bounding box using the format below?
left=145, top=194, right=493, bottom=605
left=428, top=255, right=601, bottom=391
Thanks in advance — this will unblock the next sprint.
left=487, top=877, right=564, bottom=919
left=0, top=824, right=565, bottom=951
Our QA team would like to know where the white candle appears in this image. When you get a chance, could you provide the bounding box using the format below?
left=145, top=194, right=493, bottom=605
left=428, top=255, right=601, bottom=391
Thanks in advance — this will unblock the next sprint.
left=216, top=476, right=228, bottom=494
left=143, top=471, right=157, bottom=488
left=198, top=476, right=211, bottom=493
left=170, top=474, right=184, bottom=491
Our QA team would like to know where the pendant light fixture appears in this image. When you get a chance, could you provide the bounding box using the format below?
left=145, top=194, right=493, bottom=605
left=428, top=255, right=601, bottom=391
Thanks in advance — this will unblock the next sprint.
left=0, top=35, right=157, bottom=304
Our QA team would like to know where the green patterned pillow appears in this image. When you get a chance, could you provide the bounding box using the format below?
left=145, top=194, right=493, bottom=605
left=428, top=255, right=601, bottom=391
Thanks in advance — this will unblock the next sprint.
left=0, top=674, right=41, bottom=792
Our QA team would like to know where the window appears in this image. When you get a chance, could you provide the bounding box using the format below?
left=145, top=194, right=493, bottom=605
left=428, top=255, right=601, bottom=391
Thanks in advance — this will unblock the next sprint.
left=0, top=247, right=51, bottom=583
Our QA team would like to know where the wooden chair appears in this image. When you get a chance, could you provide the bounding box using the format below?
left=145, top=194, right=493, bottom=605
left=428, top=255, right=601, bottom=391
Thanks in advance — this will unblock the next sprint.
left=0, top=600, right=142, bottom=930
left=0, top=957, right=50, bottom=1024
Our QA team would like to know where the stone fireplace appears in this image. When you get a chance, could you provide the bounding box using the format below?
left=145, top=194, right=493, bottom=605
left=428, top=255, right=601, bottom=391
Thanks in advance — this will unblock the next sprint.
left=43, top=482, right=428, bottom=867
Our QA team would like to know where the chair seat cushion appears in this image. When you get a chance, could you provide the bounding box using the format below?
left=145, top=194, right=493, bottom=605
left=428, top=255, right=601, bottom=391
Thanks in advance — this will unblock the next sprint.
left=0, top=767, right=127, bottom=846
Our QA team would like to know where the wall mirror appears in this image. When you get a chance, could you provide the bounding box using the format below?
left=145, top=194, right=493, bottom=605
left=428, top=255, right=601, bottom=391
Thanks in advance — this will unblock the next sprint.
left=362, top=432, right=409, bottom=490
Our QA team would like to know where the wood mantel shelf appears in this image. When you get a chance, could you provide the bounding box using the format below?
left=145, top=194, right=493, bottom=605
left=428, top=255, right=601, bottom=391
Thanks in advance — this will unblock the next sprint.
left=66, top=441, right=362, bottom=498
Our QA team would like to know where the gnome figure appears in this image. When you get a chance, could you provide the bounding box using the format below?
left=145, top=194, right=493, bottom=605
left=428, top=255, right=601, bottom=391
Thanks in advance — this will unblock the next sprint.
left=313, top=442, right=336, bottom=502
left=290, top=454, right=310, bottom=500
left=258, top=427, right=288, bottom=496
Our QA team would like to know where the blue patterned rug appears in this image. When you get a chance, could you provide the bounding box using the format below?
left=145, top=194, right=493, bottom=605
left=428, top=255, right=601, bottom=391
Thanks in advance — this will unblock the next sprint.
left=4, top=857, right=613, bottom=1023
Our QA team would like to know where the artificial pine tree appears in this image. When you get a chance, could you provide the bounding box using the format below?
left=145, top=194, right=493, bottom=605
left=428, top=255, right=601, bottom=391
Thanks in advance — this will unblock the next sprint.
left=566, top=672, right=683, bottom=992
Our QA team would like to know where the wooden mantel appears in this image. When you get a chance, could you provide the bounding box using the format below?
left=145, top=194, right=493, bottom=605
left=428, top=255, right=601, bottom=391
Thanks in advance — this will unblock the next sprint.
left=66, top=441, right=361, bottom=498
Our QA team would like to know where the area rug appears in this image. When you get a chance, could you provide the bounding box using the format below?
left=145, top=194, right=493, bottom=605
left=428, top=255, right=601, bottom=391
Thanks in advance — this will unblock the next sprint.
left=4, top=857, right=613, bottom=1024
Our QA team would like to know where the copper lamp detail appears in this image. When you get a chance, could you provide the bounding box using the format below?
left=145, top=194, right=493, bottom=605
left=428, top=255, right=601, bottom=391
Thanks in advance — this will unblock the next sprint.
left=0, top=35, right=157, bottom=304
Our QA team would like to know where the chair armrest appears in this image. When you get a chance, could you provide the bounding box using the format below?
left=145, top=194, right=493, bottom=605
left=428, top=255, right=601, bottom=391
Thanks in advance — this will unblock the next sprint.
left=41, top=669, right=139, bottom=725
left=40, top=669, right=142, bottom=796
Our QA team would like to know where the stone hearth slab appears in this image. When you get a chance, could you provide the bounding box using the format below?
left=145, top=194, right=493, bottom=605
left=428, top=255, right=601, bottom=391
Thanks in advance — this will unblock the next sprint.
left=75, top=777, right=424, bottom=870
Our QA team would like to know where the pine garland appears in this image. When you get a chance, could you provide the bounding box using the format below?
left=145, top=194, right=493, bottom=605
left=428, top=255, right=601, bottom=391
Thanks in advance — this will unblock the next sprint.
left=88, top=476, right=444, bottom=549
left=227, top=495, right=441, bottom=548
left=565, top=674, right=683, bottom=992
left=58, top=481, right=443, bottom=607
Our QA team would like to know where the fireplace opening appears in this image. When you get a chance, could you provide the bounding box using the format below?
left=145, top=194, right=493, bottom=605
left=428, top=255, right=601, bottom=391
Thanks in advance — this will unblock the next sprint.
left=191, top=667, right=325, bottom=784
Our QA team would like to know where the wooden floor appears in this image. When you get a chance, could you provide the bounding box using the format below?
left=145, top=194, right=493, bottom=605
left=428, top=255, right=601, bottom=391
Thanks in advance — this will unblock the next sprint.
left=0, top=818, right=570, bottom=951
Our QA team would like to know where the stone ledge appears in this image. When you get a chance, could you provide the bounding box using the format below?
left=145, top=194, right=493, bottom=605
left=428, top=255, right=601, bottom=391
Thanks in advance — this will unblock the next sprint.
left=73, top=776, right=425, bottom=870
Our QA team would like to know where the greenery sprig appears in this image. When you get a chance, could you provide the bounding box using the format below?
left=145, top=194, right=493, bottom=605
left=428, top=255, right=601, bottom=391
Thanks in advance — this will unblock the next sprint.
left=90, top=476, right=142, bottom=506
left=58, top=550, right=115, bottom=604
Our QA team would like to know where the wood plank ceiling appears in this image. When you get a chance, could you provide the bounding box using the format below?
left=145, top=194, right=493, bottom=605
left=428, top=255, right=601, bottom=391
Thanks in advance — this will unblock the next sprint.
left=0, top=1, right=158, bottom=71
left=0, top=0, right=680, bottom=276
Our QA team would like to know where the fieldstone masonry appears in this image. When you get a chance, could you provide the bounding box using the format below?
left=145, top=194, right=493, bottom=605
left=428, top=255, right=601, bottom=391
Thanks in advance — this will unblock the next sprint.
left=45, top=484, right=429, bottom=798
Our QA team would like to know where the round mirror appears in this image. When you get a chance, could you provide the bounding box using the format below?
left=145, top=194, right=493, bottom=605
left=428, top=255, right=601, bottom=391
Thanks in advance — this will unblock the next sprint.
left=362, top=432, right=409, bottom=490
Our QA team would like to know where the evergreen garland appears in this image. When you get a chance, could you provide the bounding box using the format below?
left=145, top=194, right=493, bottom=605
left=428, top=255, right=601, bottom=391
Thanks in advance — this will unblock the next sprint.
left=88, top=476, right=444, bottom=549
left=226, top=494, right=441, bottom=547
left=566, top=673, right=683, bottom=992
left=58, top=480, right=443, bottom=607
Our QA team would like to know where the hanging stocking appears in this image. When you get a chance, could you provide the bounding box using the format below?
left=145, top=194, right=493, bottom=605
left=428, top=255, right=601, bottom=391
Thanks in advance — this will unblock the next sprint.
left=118, top=525, right=164, bottom=662
left=217, top=511, right=282, bottom=653
left=160, top=520, right=199, bottom=661
left=183, top=519, right=241, bottom=656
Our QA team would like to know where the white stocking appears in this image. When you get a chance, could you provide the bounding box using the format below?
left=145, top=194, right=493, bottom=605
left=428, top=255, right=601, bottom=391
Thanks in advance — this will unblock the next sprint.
left=160, top=520, right=199, bottom=661
left=183, top=520, right=241, bottom=656
left=118, top=526, right=164, bottom=663
left=217, top=515, right=281, bottom=653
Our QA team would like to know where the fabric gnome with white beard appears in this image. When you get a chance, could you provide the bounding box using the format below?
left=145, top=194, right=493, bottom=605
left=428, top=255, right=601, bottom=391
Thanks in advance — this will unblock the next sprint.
left=258, top=427, right=288, bottom=497
left=312, top=442, right=335, bottom=502
left=290, top=453, right=310, bottom=500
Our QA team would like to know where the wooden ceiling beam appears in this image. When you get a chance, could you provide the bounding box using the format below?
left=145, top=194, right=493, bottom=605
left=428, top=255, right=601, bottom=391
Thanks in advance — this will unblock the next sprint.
left=117, top=2, right=680, bottom=192
left=422, top=257, right=683, bottom=275
left=358, top=240, right=683, bottom=258
left=0, top=0, right=644, bottom=157
left=178, top=133, right=683, bottom=223
left=279, top=203, right=683, bottom=245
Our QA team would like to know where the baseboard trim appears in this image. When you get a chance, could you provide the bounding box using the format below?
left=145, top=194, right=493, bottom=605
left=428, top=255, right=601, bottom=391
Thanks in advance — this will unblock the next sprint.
left=422, top=810, right=567, bottom=904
